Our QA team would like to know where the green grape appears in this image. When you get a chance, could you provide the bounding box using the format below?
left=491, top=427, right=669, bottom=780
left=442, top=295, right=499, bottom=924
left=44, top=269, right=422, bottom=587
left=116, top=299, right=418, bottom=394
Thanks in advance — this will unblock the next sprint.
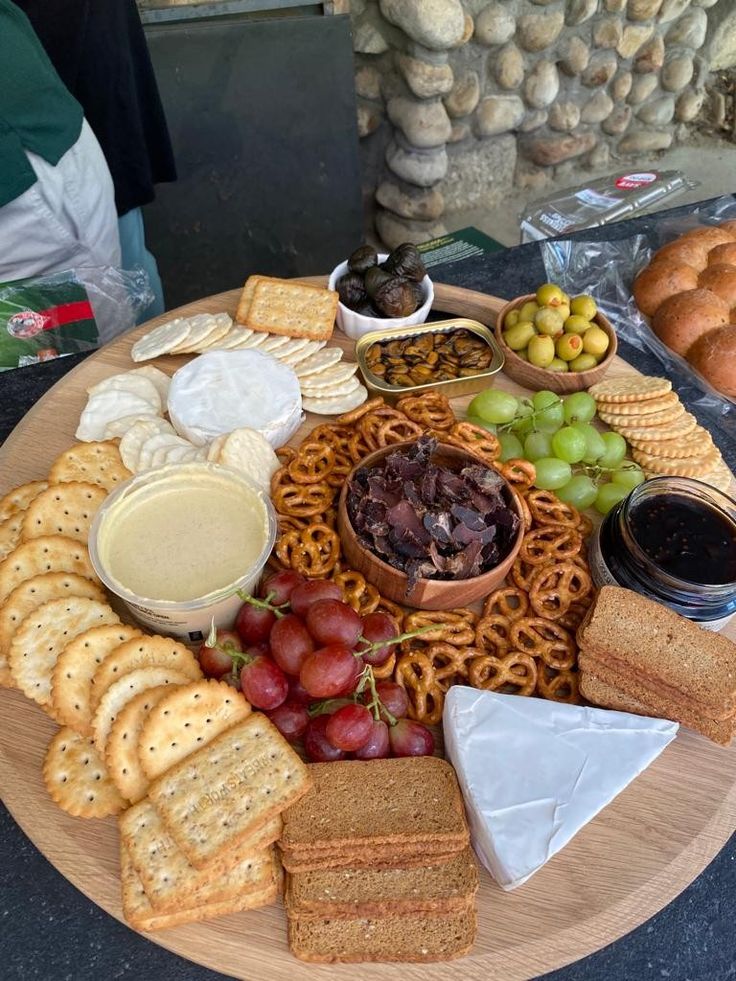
left=509, top=400, right=534, bottom=436
left=572, top=422, right=607, bottom=463
left=598, top=431, right=627, bottom=469
left=594, top=482, right=630, bottom=515
left=466, top=414, right=497, bottom=434
left=534, top=457, right=573, bottom=490
left=524, top=431, right=553, bottom=462
left=499, top=433, right=524, bottom=462
left=532, top=391, right=565, bottom=434
left=611, top=462, right=646, bottom=490
left=551, top=426, right=587, bottom=464
left=468, top=389, right=519, bottom=425
left=556, top=475, right=598, bottom=510
left=563, top=391, right=597, bottom=424
left=532, top=390, right=561, bottom=412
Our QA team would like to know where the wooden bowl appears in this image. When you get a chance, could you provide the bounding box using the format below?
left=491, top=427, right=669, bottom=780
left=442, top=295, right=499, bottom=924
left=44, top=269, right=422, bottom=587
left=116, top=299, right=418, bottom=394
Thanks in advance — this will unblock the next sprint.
left=337, top=442, right=524, bottom=611
left=494, top=293, right=618, bottom=394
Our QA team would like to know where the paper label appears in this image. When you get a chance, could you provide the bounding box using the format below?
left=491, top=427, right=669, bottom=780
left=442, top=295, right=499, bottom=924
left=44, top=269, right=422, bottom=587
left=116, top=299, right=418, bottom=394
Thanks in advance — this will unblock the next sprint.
left=615, top=172, right=657, bottom=190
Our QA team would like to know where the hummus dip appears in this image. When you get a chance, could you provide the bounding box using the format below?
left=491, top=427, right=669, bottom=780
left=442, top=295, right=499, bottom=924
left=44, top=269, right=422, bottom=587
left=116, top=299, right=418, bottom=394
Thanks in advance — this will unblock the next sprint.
left=94, top=464, right=270, bottom=603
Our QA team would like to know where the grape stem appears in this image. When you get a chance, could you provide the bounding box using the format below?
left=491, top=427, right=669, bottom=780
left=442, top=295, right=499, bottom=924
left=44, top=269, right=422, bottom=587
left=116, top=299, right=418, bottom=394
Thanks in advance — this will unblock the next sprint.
left=356, top=623, right=433, bottom=658
left=234, top=590, right=287, bottom=618
left=497, top=397, right=556, bottom=434
left=355, top=663, right=398, bottom=725
left=205, top=619, right=258, bottom=667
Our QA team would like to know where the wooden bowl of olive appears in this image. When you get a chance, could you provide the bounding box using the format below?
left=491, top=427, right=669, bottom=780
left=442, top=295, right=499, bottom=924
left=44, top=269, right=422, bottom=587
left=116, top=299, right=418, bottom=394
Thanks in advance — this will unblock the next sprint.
left=494, top=288, right=617, bottom=394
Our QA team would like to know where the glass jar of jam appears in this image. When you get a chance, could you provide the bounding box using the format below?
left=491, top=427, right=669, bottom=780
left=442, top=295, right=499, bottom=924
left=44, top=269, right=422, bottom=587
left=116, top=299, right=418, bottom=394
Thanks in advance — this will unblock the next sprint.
left=589, top=476, right=736, bottom=631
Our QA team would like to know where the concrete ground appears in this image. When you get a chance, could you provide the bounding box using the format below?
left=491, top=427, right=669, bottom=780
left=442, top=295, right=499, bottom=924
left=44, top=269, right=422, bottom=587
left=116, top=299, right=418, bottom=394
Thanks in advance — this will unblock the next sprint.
left=443, top=136, right=736, bottom=247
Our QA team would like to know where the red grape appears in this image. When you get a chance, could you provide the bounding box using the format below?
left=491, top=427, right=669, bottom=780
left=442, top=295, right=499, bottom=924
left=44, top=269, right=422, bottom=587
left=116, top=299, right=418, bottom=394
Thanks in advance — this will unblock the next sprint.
left=260, top=569, right=305, bottom=606
left=287, top=676, right=313, bottom=705
left=267, top=700, right=309, bottom=742
left=375, top=681, right=409, bottom=722
left=249, top=641, right=271, bottom=659
left=359, top=612, right=398, bottom=666
left=300, top=645, right=361, bottom=698
left=289, top=580, right=342, bottom=618
left=240, top=655, right=288, bottom=710
left=269, top=613, right=314, bottom=676
left=197, top=629, right=241, bottom=678
left=388, top=718, right=435, bottom=757
left=304, top=714, right=347, bottom=762
left=222, top=669, right=242, bottom=692
left=325, top=704, right=373, bottom=752
left=235, top=602, right=276, bottom=646
left=306, top=599, right=362, bottom=648
left=354, top=719, right=390, bottom=760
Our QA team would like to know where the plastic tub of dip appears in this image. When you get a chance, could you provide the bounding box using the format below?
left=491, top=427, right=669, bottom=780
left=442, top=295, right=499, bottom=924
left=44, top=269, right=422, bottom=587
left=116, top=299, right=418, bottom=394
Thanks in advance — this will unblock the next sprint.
left=89, top=462, right=276, bottom=642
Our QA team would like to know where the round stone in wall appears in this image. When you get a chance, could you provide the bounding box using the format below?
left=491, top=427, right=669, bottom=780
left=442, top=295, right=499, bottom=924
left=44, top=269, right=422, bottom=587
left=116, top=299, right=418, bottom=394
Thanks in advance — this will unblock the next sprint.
left=676, top=87, right=705, bottom=122
left=559, top=36, right=590, bottom=76
left=611, top=71, right=633, bottom=101
left=634, top=35, right=665, bottom=73
left=659, top=0, right=692, bottom=22
left=353, top=8, right=390, bottom=55
left=448, top=120, right=471, bottom=143
left=519, top=109, right=549, bottom=132
left=444, top=70, right=481, bottom=118
left=581, top=91, right=614, bottom=123
left=582, top=51, right=618, bottom=87
left=397, top=54, right=455, bottom=99
left=517, top=11, right=564, bottom=52
left=494, top=44, right=525, bottom=89
left=593, top=17, right=623, bottom=49
left=387, top=97, right=452, bottom=148
left=474, top=3, right=515, bottom=46
left=385, top=140, right=449, bottom=186
left=616, top=25, right=654, bottom=59
left=476, top=95, right=526, bottom=135
left=375, top=209, right=447, bottom=250
left=628, top=73, right=659, bottom=104
left=604, top=0, right=627, bottom=11
left=524, top=131, right=597, bottom=166
left=618, top=129, right=673, bottom=153
left=627, top=0, right=664, bottom=21
left=665, top=10, right=708, bottom=50
left=636, top=95, right=676, bottom=125
left=379, top=0, right=466, bottom=51
left=602, top=104, right=633, bottom=134
left=523, top=61, right=559, bottom=109
left=661, top=52, right=694, bottom=91
left=548, top=101, right=581, bottom=132
left=357, top=102, right=383, bottom=137
left=355, top=64, right=382, bottom=102
left=375, top=180, right=445, bottom=221
left=566, top=0, right=598, bottom=26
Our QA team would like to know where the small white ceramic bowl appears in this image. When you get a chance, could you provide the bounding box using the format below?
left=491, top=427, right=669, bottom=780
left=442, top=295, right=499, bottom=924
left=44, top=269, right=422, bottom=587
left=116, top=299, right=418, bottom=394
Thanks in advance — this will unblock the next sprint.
left=328, top=253, right=434, bottom=341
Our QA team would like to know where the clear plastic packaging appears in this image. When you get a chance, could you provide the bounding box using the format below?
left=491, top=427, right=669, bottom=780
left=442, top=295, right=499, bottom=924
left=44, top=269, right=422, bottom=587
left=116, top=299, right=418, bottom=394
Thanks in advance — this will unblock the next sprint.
left=0, top=264, right=153, bottom=371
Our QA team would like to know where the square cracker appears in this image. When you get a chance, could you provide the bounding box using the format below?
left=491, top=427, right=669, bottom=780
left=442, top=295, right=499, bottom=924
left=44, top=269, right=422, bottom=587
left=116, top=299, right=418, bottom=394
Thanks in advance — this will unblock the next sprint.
left=148, top=714, right=311, bottom=869
left=120, top=799, right=280, bottom=912
left=247, top=279, right=337, bottom=341
left=235, top=275, right=263, bottom=325
left=120, top=842, right=278, bottom=931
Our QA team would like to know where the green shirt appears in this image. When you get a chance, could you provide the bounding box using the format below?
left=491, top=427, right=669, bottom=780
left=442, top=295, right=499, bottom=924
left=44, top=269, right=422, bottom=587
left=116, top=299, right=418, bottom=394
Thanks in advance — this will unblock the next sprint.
left=0, top=0, right=83, bottom=207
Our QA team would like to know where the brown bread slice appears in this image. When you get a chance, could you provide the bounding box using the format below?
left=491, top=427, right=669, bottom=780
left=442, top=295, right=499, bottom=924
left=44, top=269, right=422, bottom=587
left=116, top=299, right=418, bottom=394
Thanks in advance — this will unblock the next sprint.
left=287, top=907, right=477, bottom=963
left=579, top=654, right=735, bottom=746
left=281, top=850, right=461, bottom=875
left=576, top=586, right=736, bottom=718
left=285, top=847, right=478, bottom=918
left=280, top=757, right=468, bottom=853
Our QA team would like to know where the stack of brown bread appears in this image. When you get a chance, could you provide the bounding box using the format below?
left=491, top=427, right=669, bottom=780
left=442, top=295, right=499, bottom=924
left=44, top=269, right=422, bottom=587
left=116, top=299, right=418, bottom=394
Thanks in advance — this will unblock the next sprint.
left=578, top=586, right=736, bottom=746
left=279, top=757, right=478, bottom=963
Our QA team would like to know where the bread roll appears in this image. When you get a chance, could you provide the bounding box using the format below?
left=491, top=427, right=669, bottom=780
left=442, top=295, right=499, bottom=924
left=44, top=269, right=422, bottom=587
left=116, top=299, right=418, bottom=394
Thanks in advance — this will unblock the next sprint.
left=652, top=239, right=709, bottom=271
left=708, top=242, right=736, bottom=267
left=717, top=219, right=736, bottom=238
left=633, top=261, right=699, bottom=317
left=697, top=264, right=736, bottom=307
left=680, top=226, right=736, bottom=250
left=651, top=289, right=730, bottom=357
left=687, top=324, right=736, bottom=397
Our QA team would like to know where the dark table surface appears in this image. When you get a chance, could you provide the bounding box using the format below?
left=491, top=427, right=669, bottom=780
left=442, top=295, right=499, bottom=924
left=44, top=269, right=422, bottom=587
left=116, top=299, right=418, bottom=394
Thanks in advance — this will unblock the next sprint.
left=2, top=199, right=735, bottom=981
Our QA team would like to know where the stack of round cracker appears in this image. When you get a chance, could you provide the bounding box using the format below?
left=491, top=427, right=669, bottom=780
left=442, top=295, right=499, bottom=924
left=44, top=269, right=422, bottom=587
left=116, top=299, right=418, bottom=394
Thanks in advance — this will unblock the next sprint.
left=589, top=375, right=732, bottom=493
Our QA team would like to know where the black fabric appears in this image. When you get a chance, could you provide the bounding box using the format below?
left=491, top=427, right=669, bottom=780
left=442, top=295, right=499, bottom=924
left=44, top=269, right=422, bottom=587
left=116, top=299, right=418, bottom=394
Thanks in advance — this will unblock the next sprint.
left=16, top=0, right=177, bottom=216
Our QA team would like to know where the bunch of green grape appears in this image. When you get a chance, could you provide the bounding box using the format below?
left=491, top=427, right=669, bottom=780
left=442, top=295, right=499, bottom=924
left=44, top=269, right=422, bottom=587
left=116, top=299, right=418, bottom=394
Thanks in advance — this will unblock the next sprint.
left=467, top=388, right=646, bottom=515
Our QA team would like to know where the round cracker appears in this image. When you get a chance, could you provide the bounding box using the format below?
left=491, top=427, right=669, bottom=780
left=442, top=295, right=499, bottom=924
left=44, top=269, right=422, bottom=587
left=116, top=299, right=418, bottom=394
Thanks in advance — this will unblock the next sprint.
left=119, top=418, right=177, bottom=473
left=89, top=635, right=202, bottom=714
left=219, top=428, right=280, bottom=494
left=130, top=318, right=191, bottom=362
left=277, top=340, right=324, bottom=366
left=614, top=412, right=697, bottom=442
left=43, top=727, right=127, bottom=818
left=0, top=512, right=23, bottom=563
left=303, top=383, right=369, bottom=416
left=105, top=684, right=176, bottom=803
left=300, top=376, right=360, bottom=400
left=0, top=534, right=98, bottom=603
left=51, top=624, right=143, bottom=735
left=138, top=678, right=252, bottom=781
left=257, top=334, right=292, bottom=354
left=298, top=361, right=358, bottom=390
left=174, top=314, right=232, bottom=354
left=701, top=460, right=735, bottom=494
left=0, top=480, right=48, bottom=524
left=596, top=392, right=679, bottom=416
left=48, top=441, right=132, bottom=492
left=9, top=597, right=120, bottom=707
left=20, top=481, right=107, bottom=545
left=87, top=373, right=162, bottom=412
left=589, top=376, right=672, bottom=402
left=598, top=403, right=684, bottom=428
left=627, top=427, right=713, bottom=459
left=294, top=348, right=343, bottom=377
left=633, top=446, right=722, bottom=477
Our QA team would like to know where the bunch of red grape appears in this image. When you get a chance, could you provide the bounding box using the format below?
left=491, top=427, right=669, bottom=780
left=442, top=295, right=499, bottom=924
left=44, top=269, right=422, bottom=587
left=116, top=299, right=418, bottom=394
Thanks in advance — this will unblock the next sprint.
left=197, top=569, right=435, bottom=761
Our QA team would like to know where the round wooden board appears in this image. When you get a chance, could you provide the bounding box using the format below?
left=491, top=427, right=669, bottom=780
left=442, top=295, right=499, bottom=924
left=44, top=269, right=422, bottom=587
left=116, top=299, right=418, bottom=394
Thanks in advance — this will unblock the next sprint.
left=1, top=282, right=735, bottom=981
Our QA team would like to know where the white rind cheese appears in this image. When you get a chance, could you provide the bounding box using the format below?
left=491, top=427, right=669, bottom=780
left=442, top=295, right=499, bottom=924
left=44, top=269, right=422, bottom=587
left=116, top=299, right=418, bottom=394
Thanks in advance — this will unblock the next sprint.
left=167, top=350, right=303, bottom=448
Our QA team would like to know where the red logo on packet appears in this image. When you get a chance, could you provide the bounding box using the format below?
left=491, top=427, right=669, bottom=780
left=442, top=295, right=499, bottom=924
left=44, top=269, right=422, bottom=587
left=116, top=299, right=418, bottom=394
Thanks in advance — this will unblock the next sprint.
left=615, top=172, right=657, bottom=190
left=6, top=310, right=49, bottom=339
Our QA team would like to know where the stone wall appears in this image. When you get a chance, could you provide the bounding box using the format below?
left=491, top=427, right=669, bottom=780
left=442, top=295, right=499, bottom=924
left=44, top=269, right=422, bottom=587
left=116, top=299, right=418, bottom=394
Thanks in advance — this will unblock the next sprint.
left=352, top=0, right=720, bottom=248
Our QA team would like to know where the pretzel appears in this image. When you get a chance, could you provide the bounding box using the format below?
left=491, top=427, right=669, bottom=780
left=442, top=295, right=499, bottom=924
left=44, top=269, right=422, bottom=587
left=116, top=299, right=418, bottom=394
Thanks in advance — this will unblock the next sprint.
left=513, top=488, right=532, bottom=532
left=371, top=651, right=396, bottom=681
left=309, top=424, right=354, bottom=454
left=482, top=585, right=529, bottom=622
left=526, top=489, right=580, bottom=529
left=277, top=513, right=311, bottom=536
left=509, top=617, right=576, bottom=671
left=446, top=421, right=501, bottom=465
left=275, top=523, right=340, bottom=579
left=394, top=651, right=444, bottom=725
left=396, top=391, right=455, bottom=431
left=528, top=561, right=592, bottom=621
left=404, top=608, right=478, bottom=647
left=424, top=642, right=482, bottom=691
left=275, top=446, right=296, bottom=465
left=326, top=451, right=353, bottom=489
left=577, top=512, right=594, bottom=539
left=336, top=396, right=386, bottom=425
left=475, top=614, right=513, bottom=655
left=536, top=666, right=580, bottom=704
left=358, top=408, right=407, bottom=451
left=374, top=596, right=405, bottom=631
left=348, top=429, right=371, bottom=464
left=288, top=441, right=336, bottom=485
left=332, top=569, right=380, bottom=616
left=557, top=600, right=591, bottom=633
left=272, top=480, right=334, bottom=518
left=511, top=556, right=549, bottom=592
left=519, top=525, right=582, bottom=565
left=468, top=650, right=537, bottom=696
left=375, top=417, right=424, bottom=447
left=494, top=458, right=536, bottom=493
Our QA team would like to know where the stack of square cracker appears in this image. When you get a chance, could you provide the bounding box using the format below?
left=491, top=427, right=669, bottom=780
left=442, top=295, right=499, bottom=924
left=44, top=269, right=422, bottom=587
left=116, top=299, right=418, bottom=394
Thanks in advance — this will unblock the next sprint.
left=119, top=712, right=312, bottom=930
left=589, top=375, right=732, bottom=493
left=279, top=757, right=478, bottom=963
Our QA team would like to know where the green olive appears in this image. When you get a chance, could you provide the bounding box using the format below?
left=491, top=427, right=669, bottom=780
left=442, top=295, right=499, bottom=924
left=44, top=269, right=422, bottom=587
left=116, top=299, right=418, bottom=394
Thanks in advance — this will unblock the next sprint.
left=557, top=303, right=570, bottom=322
left=570, top=294, right=597, bottom=320
left=569, top=352, right=598, bottom=372
left=548, top=357, right=569, bottom=372
left=527, top=334, right=555, bottom=368
left=503, top=321, right=536, bottom=351
left=582, top=325, right=610, bottom=357
left=534, top=307, right=565, bottom=337
left=519, top=300, right=539, bottom=322
left=536, top=283, right=564, bottom=307
left=556, top=333, right=584, bottom=361
left=563, top=315, right=592, bottom=335
left=505, top=309, right=520, bottom=328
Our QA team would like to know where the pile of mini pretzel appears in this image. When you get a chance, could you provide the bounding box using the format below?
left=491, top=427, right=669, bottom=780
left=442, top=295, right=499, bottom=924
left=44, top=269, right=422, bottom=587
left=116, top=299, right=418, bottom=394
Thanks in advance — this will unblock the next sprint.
left=270, top=391, right=595, bottom=725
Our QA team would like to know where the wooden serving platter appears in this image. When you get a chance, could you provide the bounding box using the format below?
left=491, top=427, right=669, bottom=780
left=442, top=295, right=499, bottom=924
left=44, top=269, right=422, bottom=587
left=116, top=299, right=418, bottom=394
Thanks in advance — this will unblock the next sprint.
left=1, top=283, right=735, bottom=981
